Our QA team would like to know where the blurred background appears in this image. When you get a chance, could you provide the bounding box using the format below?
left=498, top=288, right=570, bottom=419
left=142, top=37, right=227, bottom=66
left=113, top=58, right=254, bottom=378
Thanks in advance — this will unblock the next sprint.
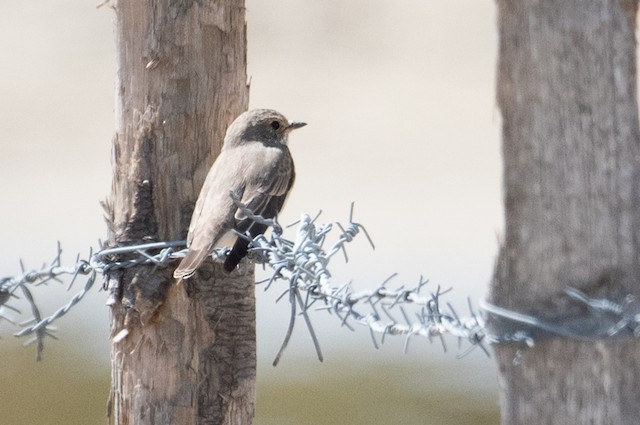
left=0, top=1, right=501, bottom=424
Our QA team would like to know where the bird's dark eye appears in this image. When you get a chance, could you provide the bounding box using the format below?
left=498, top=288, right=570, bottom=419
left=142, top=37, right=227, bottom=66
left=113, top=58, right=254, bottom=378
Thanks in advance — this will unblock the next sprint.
left=270, top=121, right=281, bottom=130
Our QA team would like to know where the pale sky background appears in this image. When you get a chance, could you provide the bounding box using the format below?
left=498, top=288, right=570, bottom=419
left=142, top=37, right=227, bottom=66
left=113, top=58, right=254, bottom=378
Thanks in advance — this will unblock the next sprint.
left=0, top=0, right=501, bottom=417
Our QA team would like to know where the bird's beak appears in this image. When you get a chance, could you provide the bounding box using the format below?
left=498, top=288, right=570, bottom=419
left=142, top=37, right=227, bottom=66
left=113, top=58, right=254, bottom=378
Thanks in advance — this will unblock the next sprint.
left=287, top=121, right=307, bottom=130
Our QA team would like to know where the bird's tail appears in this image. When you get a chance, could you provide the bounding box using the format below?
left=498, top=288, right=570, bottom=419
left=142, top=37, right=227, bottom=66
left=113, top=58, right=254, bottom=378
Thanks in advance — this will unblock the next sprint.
left=223, top=238, right=250, bottom=272
left=223, top=223, right=268, bottom=272
left=173, top=247, right=209, bottom=280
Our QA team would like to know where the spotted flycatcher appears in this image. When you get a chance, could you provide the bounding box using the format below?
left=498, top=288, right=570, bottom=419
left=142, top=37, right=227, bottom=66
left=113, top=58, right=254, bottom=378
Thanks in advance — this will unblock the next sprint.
left=173, top=109, right=305, bottom=279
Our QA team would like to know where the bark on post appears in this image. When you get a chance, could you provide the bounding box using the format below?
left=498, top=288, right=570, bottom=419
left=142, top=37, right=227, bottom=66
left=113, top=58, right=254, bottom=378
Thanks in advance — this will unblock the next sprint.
left=105, top=1, right=252, bottom=424
left=492, top=1, right=640, bottom=424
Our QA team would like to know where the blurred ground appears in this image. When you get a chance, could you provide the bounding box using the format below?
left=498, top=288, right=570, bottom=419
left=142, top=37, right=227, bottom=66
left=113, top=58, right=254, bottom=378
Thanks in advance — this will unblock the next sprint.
left=0, top=0, right=500, bottom=423
left=0, top=344, right=498, bottom=425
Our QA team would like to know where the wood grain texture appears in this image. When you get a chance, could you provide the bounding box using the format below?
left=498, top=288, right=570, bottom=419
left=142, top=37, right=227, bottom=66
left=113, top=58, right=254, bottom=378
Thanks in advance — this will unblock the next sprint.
left=492, top=1, right=640, bottom=424
left=106, top=0, right=253, bottom=424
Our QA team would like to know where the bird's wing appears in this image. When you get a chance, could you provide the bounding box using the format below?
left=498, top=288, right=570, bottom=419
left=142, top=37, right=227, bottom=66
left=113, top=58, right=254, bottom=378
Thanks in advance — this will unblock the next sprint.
left=234, top=149, right=294, bottom=233
left=174, top=150, right=243, bottom=279
left=224, top=148, right=295, bottom=272
left=185, top=150, right=241, bottom=246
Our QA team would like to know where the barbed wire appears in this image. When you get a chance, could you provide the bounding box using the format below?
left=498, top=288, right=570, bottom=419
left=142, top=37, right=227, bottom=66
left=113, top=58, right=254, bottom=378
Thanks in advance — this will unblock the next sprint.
left=3, top=202, right=640, bottom=362
left=240, top=204, right=490, bottom=365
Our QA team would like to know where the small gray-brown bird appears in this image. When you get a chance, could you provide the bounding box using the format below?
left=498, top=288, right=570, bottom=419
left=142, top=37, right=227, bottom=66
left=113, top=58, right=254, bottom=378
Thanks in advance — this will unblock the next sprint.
left=173, top=109, right=305, bottom=279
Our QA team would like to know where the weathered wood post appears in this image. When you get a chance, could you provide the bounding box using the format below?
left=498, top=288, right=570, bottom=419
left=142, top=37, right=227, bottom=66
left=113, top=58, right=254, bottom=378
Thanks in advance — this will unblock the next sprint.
left=492, top=1, right=640, bottom=423
left=105, top=0, right=253, bottom=423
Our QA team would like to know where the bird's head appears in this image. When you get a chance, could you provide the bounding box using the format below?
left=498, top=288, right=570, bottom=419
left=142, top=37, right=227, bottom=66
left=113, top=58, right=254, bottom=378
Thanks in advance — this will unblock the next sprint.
left=224, top=109, right=306, bottom=148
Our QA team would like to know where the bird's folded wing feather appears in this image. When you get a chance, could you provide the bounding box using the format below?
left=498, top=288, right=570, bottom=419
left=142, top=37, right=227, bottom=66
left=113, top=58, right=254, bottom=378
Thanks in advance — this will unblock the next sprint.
left=235, top=151, right=293, bottom=232
left=223, top=150, right=294, bottom=272
left=186, top=150, right=243, bottom=247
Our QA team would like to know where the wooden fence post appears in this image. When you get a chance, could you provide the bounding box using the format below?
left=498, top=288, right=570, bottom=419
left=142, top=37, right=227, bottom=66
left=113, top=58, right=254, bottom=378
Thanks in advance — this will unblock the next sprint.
left=492, top=1, right=640, bottom=423
left=105, top=1, right=253, bottom=423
